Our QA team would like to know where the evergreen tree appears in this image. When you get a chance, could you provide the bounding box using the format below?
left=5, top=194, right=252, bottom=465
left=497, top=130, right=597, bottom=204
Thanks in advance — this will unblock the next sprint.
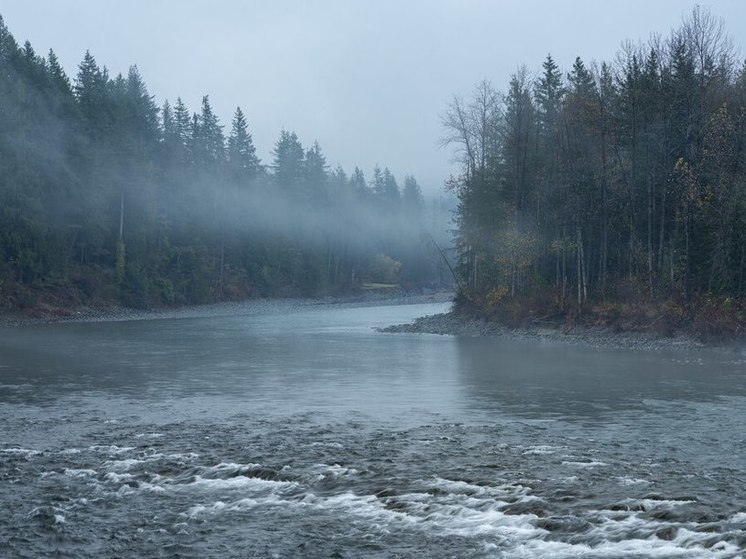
left=161, top=100, right=175, bottom=142
left=349, top=167, right=368, bottom=197
left=272, top=129, right=305, bottom=188
left=227, top=106, right=261, bottom=182
left=501, top=66, right=536, bottom=215
left=303, top=140, right=328, bottom=201
left=195, top=95, right=224, bottom=166
left=535, top=54, right=564, bottom=139
left=173, top=97, right=192, bottom=162
left=382, top=167, right=400, bottom=203
left=125, top=65, right=159, bottom=148
left=371, top=165, right=385, bottom=198
left=402, top=175, right=424, bottom=211
left=74, top=50, right=109, bottom=139
left=43, top=49, right=72, bottom=106
left=304, top=141, right=327, bottom=182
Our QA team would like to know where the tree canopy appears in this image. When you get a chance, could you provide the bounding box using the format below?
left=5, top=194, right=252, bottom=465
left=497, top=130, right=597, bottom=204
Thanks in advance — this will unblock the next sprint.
left=0, top=14, right=449, bottom=309
left=443, top=7, right=746, bottom=334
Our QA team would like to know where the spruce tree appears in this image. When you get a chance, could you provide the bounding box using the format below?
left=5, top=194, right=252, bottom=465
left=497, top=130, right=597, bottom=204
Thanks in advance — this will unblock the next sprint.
left=272, top=129, right=305, bottom=188
left=227, top=106, right=261, bottom=182
left=402, top=175, right=424, bottom=211
left=196, top=95, right=225, bottom=166
left=173, top=97, right=191, bottom=162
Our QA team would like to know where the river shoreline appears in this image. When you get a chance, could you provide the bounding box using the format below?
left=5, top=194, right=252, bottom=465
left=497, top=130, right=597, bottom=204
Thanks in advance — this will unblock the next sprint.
left=4, top=291, right=743, bottom=353
left=0, top=290, right=453, bottom=329
left=378, top=310, right=737, bottom=352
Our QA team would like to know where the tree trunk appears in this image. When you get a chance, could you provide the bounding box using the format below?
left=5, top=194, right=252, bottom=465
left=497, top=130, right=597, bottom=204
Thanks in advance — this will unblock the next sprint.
left=577, top=226, right=582, bottom=309
left=647, top=173, right=654, bottom=299
left=119, top=191, right=124, bottom=241
left=600, top=105, right=609, bottom=297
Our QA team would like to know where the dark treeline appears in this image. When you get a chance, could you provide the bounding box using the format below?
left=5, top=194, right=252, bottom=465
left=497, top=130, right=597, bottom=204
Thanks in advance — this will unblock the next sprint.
left=443, top=8, right=746, bottom=334
left=0, top=15, right=450, bottom=310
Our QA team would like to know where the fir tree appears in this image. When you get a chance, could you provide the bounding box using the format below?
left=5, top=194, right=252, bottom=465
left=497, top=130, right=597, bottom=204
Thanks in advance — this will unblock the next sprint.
left=227, top=106, right=261, bottom=182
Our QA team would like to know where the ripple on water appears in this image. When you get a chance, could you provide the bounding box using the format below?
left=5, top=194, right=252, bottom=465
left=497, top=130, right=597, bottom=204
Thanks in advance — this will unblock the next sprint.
left=1, top=415, right=744, bottom=558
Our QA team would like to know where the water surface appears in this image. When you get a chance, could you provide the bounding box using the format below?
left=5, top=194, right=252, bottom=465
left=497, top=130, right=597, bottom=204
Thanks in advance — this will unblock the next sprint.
left=1, top=301, right=745, bottom=557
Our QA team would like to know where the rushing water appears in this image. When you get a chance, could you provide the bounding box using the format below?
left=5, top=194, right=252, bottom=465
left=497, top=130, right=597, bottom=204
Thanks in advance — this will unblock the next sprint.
left=1, top=301, right=745, bottom=558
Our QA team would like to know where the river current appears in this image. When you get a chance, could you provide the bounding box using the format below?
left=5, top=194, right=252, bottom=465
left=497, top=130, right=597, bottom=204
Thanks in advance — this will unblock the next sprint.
left=1, top=301, right=745, bottom=558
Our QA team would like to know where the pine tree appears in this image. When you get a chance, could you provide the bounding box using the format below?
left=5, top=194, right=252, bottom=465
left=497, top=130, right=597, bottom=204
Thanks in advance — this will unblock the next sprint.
left=501, top=66, right=536, bottom=215
left=227, top=106, right=261, bottom=182
left=349, top=167, right=368, bottom=197
left=173, top=97, right=191, bottom=162
left=535, top=54, right=564, bottom=139
left=195, top=95, right=224, bottom=166
left=371, top=165, right=385, bottom=198
left=272, top=129, right=305, bottom=188
left=74, top=51, right=109, bottom=139
left=161, top=100, right=175, bottom=142
left=382, top=167, right=400, bottom=203
left=402, top=175, right=424, bottom=211
left=125, top=65, right=159, bottom=146
left=46, top=49, right=74, bottom=103
left=303, top=140, right=328, bottom=200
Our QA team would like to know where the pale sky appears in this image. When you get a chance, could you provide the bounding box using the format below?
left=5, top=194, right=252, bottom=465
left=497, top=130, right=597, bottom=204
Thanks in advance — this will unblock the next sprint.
left=2, top=1, right=745, bottom=193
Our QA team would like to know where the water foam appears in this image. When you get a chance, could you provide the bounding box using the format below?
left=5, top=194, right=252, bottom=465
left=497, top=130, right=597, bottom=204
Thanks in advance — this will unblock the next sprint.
left=0, top=447, right=40, bottom=456
left=522, top=445, right=562, bottom=455
left=187, top=475, right=298, bottom=492
left=562, top=460, right=609, bottom=468
left=616, top=476, right=651, bottom=486
left=88, top=445, right=135, bottom=454
left=63, top=468, right=97, bottom=477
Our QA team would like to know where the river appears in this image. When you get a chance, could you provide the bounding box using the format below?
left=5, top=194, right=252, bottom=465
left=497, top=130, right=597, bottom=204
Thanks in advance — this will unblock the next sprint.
left=1, top=300, right=745, bottom=558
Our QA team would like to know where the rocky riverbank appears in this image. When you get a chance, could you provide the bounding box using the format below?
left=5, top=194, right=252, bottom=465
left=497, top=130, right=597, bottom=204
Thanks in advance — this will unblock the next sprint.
left=4, top=290, right=740, bottom=353
left=378, top=311, right=718, bottom=352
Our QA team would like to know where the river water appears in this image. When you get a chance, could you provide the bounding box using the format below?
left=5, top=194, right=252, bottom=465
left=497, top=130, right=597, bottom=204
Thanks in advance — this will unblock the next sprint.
left=1, top=301, right=745, bottom=558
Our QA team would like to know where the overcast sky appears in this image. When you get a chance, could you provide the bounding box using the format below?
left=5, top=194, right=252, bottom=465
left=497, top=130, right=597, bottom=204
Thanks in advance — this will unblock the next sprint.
left=2, top=1, right=745, bottom=193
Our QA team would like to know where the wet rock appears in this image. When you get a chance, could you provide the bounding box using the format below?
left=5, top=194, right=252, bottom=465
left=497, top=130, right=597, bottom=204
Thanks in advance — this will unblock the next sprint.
left=501, top=500, right=547, bottom=517
left=535, top=516, right=592, bottom=533
left=655, top=526, right=677, bottom=540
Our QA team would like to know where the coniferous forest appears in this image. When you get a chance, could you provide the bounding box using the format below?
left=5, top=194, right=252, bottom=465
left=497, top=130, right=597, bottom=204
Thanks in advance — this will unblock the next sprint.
left=443, top=8, right=746, bottom=338
left=0, top=15, right=450, bottom=312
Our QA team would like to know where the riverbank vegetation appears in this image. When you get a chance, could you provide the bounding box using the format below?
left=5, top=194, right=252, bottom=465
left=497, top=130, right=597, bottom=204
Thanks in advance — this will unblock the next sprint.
left=0, top=15, right=452, bottom=315
left=442, top=7, right=746, bottom=340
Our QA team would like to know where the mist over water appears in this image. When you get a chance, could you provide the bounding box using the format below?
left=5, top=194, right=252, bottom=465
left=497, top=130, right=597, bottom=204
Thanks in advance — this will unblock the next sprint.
left=0, top=12, right=457, bottom=304
left=1, top=301, right=745, bottom=557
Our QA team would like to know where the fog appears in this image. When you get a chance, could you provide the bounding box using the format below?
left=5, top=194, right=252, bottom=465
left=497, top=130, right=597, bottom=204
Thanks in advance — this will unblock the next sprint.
left=2, top=1, right=745, bottom=194
left=2, top=2, right=745, bottom=303
left=4, top=5, right=746, bottom=557
left=0, top=0, right=458, bottom=305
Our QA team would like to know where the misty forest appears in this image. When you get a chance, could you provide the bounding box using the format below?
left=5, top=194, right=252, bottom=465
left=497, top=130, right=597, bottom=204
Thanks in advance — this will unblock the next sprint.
left=0, top=14, right=450, bottom=312
left=4, top=5, right=746, bottom=558
left=444, top=8, right=746, bottom=338
left=3, top=7, right=746, bottom=340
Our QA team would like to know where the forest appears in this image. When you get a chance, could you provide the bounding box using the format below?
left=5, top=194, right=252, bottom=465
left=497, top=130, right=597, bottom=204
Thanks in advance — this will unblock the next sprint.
left=443, top=7, right=746, bottom=338
left=0, top=15, right=450, bottom=313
